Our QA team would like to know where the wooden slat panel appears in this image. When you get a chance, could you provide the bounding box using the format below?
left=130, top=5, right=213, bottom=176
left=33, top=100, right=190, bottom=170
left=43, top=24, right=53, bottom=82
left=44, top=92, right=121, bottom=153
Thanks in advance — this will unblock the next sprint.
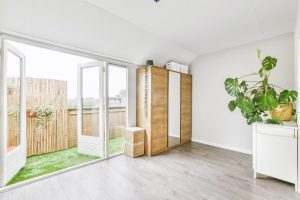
left=181, top=74, right=192, bottom=142
left=151, top=67, right=168, bottom=154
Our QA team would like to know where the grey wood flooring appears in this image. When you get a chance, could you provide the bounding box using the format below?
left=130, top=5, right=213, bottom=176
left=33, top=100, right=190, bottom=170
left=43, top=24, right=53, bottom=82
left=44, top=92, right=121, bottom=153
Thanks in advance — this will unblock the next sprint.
left=1, top=142, right=300, bottom=200
left=168, top=136, right=180, bottom=147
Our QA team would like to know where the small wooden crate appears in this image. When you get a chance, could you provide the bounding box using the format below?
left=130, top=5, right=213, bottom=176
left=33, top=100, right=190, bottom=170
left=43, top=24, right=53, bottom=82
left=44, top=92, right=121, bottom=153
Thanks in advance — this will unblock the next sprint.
left=125, top=127, right=145, bottom=157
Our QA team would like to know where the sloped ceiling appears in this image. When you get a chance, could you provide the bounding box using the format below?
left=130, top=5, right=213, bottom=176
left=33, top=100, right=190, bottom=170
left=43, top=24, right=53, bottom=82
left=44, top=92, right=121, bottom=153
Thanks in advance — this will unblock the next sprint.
left=0, top=0, right=196, bottom=65
left=86, top=0, right=298, bottom=55
left=0, top=0, right=297, bottom=65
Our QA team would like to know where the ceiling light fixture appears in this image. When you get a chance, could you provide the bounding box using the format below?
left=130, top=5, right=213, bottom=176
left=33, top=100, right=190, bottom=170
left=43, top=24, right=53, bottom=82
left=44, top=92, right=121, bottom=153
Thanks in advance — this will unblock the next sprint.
left=154, top=0, right=160, bottom=2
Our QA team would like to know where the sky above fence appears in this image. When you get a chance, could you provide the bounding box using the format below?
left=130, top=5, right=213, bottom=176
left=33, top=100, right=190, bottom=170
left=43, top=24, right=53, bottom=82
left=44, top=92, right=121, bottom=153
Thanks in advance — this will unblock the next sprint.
left=8, top=41, right=126, bottom=99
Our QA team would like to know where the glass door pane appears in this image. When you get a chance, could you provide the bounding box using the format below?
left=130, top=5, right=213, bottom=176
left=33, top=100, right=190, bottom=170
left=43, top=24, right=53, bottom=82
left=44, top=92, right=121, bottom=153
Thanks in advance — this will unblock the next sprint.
left=7, top=50, right=21, bottom=152
left=82, top=67, right=100, bottom=137
left=108, top=65, right=127, bottom=156
left=77, top=62, right=105, bottom=158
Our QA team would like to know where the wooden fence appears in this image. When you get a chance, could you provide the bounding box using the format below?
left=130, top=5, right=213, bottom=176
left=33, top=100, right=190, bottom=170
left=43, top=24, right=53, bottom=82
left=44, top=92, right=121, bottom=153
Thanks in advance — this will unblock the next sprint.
left=8, top=78, right=68, bottom=156
left=8, top=77, right=126, bottom=157
left=26, top=78, right=68, bottom=156
left=68, top=108, right=126, bottom=148
left=7, top=78, right=21, bottom=152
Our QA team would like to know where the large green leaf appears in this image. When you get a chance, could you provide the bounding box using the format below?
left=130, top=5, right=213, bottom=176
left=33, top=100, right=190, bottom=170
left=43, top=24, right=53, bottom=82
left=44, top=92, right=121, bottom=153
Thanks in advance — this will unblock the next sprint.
left=244, top=112, right=262, bottom=125
left=268, top=88, right=276, bottom=98
left=279, top=90, right=298, bottom=103
left=289, top=90, right=298, bottom=102
left=238, top=98, right=254, bottom=114
left=240, top=81, right=248, bottom=92
left=253, top=93, right=278, bottom=111
left=228, top=101, right=236, bottom=111
left=225, top=78, right=239, bottom=96
left=262, top=56, right=277, bottom=71
left=278, top=90, right=289, bottom=103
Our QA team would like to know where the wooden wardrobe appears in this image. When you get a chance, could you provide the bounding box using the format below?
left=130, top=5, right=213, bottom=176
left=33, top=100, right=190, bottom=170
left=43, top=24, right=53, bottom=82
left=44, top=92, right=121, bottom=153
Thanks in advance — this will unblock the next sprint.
left=136, top=66, right=192, bottom=156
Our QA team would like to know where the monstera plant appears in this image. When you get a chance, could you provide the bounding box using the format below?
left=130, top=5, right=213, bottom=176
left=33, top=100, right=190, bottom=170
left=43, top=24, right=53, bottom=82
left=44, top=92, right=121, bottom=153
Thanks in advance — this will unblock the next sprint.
left=224, top=49, right=298, bottom=125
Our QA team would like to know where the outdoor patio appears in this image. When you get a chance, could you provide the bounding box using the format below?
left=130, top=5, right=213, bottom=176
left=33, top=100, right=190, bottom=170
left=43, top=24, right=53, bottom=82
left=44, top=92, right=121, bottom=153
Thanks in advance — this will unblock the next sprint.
left=7, top=77, right=126, bottom=185
left=7, top=137, right=124, bottom=185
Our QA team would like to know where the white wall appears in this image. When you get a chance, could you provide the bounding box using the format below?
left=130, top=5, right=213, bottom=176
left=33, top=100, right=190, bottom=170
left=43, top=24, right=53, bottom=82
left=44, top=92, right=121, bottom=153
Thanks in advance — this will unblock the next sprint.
left=294, top=1, right=300, bottom=192
left=293, top=1, right=300, bottom=192
left=0, top=0, right=196, bottom=66
left=190, top=33, right=295, bottom=154
left=295, top=1, right=300, bottom=112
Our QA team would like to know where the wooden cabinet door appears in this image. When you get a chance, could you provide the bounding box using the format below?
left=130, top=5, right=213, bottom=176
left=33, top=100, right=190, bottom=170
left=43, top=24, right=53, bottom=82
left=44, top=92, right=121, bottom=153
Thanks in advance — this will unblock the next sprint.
left=151, top=67, right=168, bottom=154
left=181, top=74, right=192, bottom=142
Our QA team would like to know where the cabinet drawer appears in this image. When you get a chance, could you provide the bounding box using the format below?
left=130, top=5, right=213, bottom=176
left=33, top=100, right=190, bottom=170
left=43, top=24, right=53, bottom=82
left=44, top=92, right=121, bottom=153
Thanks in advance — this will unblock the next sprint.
left=257, top=126, right=295, bottom=138
left=256, top=130, right=297, bottom=183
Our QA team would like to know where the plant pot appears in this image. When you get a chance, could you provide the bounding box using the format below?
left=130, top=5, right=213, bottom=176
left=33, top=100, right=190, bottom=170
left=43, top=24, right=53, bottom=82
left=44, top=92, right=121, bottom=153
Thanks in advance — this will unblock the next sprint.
left=26, top=109, right=37, bottom=118
left=270, top=103, right=293, bottom=121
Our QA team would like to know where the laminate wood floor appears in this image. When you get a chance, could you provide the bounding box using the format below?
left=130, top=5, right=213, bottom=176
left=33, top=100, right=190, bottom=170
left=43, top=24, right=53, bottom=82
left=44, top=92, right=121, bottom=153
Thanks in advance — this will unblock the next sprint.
left=168, top=136, right=180, bottom=147
left=1, top=142, right=299, bottom=200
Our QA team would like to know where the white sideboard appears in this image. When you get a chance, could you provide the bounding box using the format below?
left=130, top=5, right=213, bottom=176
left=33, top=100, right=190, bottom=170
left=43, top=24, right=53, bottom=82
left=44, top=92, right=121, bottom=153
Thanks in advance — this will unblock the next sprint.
left=252, top=122, right=298, bottom=191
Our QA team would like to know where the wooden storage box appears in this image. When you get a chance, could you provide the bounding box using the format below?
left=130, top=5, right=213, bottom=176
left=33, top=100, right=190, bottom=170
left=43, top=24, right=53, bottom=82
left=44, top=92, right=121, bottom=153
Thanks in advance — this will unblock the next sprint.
left=125, top=127, right=145, bottom=157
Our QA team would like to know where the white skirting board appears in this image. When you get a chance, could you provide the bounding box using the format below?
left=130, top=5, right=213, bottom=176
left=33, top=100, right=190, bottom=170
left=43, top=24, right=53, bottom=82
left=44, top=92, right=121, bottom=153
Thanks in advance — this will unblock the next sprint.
left=192, top=138, right=252, bottom=155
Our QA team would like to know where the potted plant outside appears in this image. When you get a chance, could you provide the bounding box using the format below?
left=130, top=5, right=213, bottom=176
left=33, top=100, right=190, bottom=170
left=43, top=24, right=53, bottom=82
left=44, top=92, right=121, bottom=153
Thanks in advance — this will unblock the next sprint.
left=27, top=105, right=56, bottom=129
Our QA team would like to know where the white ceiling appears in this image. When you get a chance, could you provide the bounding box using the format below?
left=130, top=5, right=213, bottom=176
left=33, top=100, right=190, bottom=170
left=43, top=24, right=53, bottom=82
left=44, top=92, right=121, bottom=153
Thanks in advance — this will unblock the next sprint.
left=85, top=0, right=298, bottom=56
left=0, top=0, right=197, bottom=65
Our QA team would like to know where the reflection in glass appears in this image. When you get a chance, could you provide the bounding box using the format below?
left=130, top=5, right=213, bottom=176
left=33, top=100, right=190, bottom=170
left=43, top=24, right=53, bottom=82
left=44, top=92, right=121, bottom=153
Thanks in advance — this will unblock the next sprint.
left=168, top=71, right=181, bottom=147
left=7, top=50, right=21, bottom=152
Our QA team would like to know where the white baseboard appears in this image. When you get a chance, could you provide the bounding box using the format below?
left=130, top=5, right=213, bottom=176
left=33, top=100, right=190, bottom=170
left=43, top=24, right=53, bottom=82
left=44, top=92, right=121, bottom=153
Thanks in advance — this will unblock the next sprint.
left=192, top=138, right=252, bottom=155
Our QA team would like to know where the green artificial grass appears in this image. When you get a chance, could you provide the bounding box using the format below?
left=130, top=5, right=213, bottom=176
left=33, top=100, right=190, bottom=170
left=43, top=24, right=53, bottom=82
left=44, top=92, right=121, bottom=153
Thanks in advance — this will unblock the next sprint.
left=7, top=137, right=124, bottom=185
left=109, top=136, right=125, bottom=155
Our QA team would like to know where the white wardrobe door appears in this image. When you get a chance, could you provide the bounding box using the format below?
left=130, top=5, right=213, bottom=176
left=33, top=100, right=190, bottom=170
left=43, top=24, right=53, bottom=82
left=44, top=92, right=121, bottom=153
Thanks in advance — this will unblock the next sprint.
left=168, top=71, right=181, bottom=143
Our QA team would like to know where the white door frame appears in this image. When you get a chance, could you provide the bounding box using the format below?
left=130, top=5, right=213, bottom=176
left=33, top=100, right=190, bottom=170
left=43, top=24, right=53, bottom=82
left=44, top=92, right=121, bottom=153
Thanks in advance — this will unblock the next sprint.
left=104, top=62, right=109, bottom=158
left=0, top=40, right=26, bottom=186
left=77, top=61, right=107, bottom=158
